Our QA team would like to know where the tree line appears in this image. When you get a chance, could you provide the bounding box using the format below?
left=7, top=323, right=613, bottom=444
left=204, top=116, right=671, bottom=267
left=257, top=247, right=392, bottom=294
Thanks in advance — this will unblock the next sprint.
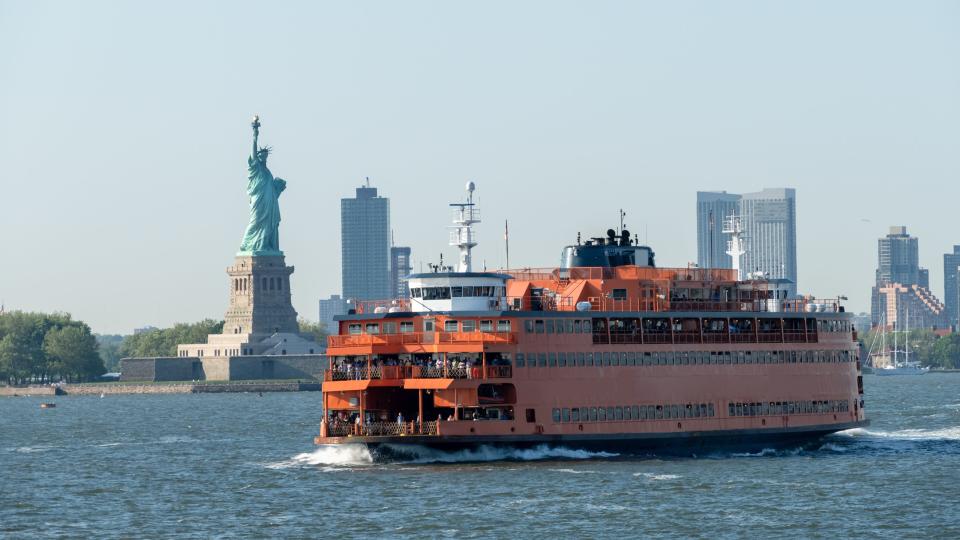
left=0, top=311, right=105, bottom=384
left=859, top=328, right=960, bottom=369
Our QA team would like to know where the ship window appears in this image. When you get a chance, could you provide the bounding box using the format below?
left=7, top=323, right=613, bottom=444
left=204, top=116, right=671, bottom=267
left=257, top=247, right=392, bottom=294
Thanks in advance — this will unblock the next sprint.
left=548, top=353, right=557, bottom=367
left=538, top=353, right=547, bottom=367
left=572, top=408, right=580, bottom=422
left=611, top=288, right=627, bottom=300
left=444, top=320, right=459, bottom=332
left=546, top=320, right=555, bottom=334
left=562, top=408, right=571, bottom=422
left=497, top=320, right=511, bottom=332
left=400, top=322, right=415, bottom=333
left=382, top=322, right=396, bottom=334
left=602, top=352, right=611, bottom=366
left=656, top=406, right=664, bottom=419
left=577, top=352, right=584, bottom=366
left=462, top=320, right=476, bottom=333
left=524, top=320, right=534, bottom=333
left=598, top=407, right=607, bottom=421
left=590, top=407, right=598, bottom=421
left=558, top=352, right=567, bottom=367
left=565, top=320, right=574, bottom=333
left=615, top=407, right=623, bottom=420
left=516, top=353, right=525, bottom=367
left=452, top=286, right=463, bottom=297
left=526, top=409, right=536, bottom=423
left=556, top=320, right=564, bottom=334
left=480, top=320, right=493, bottom=332
left=631, top=405, right=639, bottom=419
left=624, top=406, right=632, bottom=420
left=585, top=353, right=593, bottom=366
left=573, top=320, right=581, bottom=333
left=411, top=288, right=421, bottom=298
left=424, top=320, right=435, bottom=332
left=348, top=324, right=362, bottom=335
left=627, top=352, right=636, bottom=366
left=552, top=409, right=561, bottom=423
left=535, top=320, right=545, bottom=334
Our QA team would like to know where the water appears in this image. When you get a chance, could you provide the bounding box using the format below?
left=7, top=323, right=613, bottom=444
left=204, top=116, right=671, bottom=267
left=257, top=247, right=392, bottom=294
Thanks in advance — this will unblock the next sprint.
left=2, top=375, right=959, bottom=539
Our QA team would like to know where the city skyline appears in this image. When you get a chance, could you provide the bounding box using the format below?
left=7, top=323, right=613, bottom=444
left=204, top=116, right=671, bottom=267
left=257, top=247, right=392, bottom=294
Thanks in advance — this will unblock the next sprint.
left=2, top=2, right=958, bottom=334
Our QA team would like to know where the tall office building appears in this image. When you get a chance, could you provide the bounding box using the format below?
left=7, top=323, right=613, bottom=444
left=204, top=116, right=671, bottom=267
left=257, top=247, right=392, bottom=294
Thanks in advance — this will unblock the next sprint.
left=696, top=191, right=740, bottom=270
left=390, top=246, right=412, bottom=299
left=870, top=226, right=941, bottom=328
left=944, top=246, right=960, bottom=328
left=875, top=226, right=922, bottom=286
left=341, top=181, right=391, bottom=301
left=696, top=189, right=797, bottom=296
left=318, top=294, right=348, bottom=333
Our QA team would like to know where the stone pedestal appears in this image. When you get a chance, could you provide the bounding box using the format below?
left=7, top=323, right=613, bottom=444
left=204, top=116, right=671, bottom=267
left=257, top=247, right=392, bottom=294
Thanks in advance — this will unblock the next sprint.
left=223, top=254, right=299, bottom=337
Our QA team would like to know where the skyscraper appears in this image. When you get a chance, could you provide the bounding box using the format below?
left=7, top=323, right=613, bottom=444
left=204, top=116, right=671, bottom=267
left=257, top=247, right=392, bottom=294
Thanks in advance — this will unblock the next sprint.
left=318, top=294, right=348, bottom=333
left=390, top=246, right=412, bottom=299
left=876, top=226, right=921, bottom=286
left=944, top=246, right=960, bottom=328
left=341, top=181, right=391, bottom=301
left=696, top=188, right=797, bottom=296
left=870, top=226, right=938, bottom=327
left=696, top=191, right=740, bottom=270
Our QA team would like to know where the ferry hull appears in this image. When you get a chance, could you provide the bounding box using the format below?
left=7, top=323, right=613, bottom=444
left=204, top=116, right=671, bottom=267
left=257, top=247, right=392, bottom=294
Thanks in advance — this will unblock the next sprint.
left=316, top=420, right=869, bottom=457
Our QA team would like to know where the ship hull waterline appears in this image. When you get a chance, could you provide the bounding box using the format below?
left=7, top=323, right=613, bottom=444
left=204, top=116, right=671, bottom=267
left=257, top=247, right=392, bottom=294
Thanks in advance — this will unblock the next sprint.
left=315, top=420, right=869, bottom=457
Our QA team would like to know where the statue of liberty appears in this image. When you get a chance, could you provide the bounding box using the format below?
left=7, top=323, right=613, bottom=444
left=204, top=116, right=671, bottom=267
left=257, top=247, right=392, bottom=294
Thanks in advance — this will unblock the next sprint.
left=239, top=115, right=286, bottom=255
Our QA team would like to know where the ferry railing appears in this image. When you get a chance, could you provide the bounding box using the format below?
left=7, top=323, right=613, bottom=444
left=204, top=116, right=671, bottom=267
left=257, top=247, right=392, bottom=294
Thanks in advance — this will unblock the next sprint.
left=354, top=299, right=412, bottom=314
left=673, top=331, right=701, bottom=344
left=328, top=331, right=517, bottom=349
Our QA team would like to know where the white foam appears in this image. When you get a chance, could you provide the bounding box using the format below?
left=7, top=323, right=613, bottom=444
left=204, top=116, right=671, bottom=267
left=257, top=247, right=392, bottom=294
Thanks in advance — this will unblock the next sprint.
left=385, top=444, right=618, bottom=464
left=634, top=472, right=680, bottom=480
left=266, top=444, right=374, bottom=469
left=836, top=426, right=960, bottom=441
left=549, top=468, right=598, bottom=474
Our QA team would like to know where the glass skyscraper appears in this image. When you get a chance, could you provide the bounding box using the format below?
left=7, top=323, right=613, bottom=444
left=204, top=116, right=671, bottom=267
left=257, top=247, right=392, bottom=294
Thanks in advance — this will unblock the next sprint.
left=943, top=246, right=960, bottom=328
left=341, top=183, right=391, bottom=301
left=696, top=188, right=797, bottom=296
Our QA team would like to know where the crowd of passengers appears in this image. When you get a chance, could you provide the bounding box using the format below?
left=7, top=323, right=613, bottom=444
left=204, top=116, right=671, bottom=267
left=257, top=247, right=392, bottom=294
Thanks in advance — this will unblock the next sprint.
left=325, top=407, right=514, bottom=430
left=330, top=355, right=511, bottom=379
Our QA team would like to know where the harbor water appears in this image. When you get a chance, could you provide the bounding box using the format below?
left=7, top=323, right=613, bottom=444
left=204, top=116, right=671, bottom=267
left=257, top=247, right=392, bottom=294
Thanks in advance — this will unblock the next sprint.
left=2, top=374, right=959, bottom=539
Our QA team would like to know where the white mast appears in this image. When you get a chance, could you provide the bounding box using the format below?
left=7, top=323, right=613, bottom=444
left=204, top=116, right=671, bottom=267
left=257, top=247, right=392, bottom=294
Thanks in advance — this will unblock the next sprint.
left=723, top=214, right=746, bottom=281
left=450, top=181, right=480, bottom=272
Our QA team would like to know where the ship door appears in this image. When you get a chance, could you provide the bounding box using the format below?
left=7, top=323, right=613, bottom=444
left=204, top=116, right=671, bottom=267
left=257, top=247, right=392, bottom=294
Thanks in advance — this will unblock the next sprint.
left=423, top=319, right=435, bottom=344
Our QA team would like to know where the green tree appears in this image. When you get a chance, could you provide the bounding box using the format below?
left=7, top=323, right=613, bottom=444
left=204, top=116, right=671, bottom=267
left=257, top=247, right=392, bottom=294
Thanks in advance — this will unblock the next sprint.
left=44, top=325, right=104, bottom=382
left=95, top=335, right=125, bottom=372
left=298, top=318, right=328, bottom=345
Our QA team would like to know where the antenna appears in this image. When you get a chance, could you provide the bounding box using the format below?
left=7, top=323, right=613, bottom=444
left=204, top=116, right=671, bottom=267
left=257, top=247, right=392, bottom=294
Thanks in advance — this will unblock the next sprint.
left=449, top=181, right=480, bottom=272
left=723, top=214, right=747, bottom=281
left=365, top=176, right=370, bottom=188
left=504, top=219, right=510, bottom=270
left=619, top=209, right=626, bottom=235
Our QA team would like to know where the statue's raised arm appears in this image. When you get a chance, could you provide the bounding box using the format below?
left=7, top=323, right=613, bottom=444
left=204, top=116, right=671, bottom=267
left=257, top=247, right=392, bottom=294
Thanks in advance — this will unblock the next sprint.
left=251, top=115, right=261, bottom=160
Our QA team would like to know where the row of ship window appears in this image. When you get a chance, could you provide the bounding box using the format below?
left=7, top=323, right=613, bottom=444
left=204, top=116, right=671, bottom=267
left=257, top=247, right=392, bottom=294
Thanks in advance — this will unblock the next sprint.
left=552, top=403, right=717, bottom=423
left=347, top=319, right=512, bottom=335
left=550, top=399, right=850, bottom=424
left=728, top=399, right=850, bottom=417
left=515, top=349, right=856, bottom=368
left=522, top=318, right=851, bottom=335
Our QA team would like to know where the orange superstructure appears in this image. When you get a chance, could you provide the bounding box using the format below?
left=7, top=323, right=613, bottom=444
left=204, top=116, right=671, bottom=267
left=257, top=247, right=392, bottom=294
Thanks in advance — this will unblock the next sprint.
left=316, top=270, right=866, bottom=454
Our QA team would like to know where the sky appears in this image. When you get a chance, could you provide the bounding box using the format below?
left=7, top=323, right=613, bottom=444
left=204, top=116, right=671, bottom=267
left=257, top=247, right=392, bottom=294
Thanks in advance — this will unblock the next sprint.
left=1, top=1, right=958, bottom=334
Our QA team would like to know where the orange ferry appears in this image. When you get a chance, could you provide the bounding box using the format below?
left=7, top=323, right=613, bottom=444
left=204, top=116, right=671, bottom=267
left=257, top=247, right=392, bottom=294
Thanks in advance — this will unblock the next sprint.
left=316, top=184, right=867, bottom=455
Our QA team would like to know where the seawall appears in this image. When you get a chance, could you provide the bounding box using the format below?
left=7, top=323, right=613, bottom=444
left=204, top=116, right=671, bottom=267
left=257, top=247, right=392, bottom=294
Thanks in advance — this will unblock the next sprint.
left=1, top=381, right=321, bottom=396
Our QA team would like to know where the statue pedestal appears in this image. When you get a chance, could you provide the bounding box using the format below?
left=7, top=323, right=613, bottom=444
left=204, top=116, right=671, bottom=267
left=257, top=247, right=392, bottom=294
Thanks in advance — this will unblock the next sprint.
left=223, top=254, right=299, bottom=338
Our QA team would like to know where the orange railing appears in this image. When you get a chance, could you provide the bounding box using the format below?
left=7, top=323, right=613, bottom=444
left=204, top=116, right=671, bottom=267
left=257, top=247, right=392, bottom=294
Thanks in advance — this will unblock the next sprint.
left=324, top=363, right=512, bottom=382
left=328, top=331, right=516, bottom=349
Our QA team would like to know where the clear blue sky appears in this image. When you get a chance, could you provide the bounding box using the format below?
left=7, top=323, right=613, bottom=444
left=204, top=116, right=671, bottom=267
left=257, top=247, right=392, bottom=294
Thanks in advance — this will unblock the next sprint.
left=1, top=1, right=958, bottom=334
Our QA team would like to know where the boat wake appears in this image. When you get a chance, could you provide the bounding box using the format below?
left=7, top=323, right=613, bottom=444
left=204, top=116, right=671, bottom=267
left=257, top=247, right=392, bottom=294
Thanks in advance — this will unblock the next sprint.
left=375, top=444, right=619, bottom=464
left=825, top=426, right=960, bottom=454
left=265, top=444, right=374, bottom=469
